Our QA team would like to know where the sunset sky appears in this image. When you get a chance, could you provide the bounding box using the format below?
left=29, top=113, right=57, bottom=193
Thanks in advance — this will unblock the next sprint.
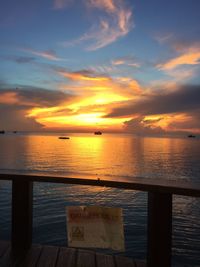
left=0, top=0, right=200, bottom=134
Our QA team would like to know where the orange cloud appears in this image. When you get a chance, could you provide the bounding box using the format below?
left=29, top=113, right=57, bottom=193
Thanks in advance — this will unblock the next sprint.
left=29, top=109, right=130, bottom=131
left=87, top=0, right=116, bottom=13
left=0, top=92, right=18, bottom=104
left=25, top=67, right=142, bottom=131
left=58, top=70, right=110, bottom=82
left=57, top=69, right=142, bottom=98
left=157, top=51, right=200, bottom=70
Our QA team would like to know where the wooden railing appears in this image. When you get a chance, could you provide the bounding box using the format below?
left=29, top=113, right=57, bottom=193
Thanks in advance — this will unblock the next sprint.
left=1, top=172, right=200, bottom=267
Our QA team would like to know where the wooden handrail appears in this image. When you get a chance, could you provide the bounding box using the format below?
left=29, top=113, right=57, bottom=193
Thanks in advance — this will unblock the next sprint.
left=1, top=172, right=200, bottom=267
left=1, top=172, right=200, bottom=197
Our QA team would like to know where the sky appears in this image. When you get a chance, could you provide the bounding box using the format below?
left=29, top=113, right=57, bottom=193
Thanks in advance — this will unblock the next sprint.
left=0, top=0, right=200, bottom=135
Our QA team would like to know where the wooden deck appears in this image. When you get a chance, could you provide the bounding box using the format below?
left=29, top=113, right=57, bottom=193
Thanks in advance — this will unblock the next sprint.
left=2, top=173, right=200, bottom=266
left=0, top=241, right=146, bottom=267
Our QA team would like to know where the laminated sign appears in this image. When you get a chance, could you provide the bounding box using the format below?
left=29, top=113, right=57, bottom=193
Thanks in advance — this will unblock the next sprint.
left=66, top=206, right=125, bottom=251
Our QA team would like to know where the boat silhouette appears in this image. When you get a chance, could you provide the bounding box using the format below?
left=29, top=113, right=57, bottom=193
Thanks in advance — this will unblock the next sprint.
left=188, top=134, right=196, bottom=138
left=59, top=136, right=70, bottom=139
left=94, top=131, right=102, bottom=135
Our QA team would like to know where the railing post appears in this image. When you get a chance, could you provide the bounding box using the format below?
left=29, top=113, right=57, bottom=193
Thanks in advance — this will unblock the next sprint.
left=147, top=192, right=172, bottom=267
left=12, top=179, right=33, bottom=256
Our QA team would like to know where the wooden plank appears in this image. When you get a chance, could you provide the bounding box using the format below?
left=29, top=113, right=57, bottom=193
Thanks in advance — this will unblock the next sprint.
left=12, top=180, right=33, bottom=255
left=147, top=192, right=172, bottom=267
left=77, top=249, right=96, bottom=267
left=115, top=255, right=136, bottom=267
left=135, top=260, right=146, bottom=267
left=56, top=247, right=76, bottom=267
left=20, top=245, right=42, bottom=267
left=96, top=253, right=115, bottom=267
left=0, top=241, right=9, bottom=257
left=1, top=173, right=200, bottom=197
left=37, top=246, right=59, bottom=267
left=0, top=246, right=12, bottom=267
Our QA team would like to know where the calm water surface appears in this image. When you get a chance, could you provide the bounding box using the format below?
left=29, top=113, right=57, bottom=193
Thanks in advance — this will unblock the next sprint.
left=0, top=133, right=200, bottom=266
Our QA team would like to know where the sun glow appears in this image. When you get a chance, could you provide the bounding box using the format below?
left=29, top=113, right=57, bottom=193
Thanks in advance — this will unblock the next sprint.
left=33, top=111, right=128, bottom=130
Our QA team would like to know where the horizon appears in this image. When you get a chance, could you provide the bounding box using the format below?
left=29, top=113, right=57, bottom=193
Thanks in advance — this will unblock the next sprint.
left=0, top=0, right=200, bottom=135
left=1, top=129, right=198, bottom=138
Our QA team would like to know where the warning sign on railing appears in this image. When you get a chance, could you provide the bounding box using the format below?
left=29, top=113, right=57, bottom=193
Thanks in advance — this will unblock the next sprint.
left=66, top=206, right=125, bottom=251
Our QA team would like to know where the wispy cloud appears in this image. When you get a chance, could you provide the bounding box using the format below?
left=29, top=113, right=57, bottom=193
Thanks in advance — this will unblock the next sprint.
left=164, top=68, right=197, bottom=82
left=56, top=67, right=142, bottom=97
left=154, top=32, right=174, bottom=44
left=156, top=39, right=200, bottom=71
left=112, top=56, right=140, bottom=68
left=86, top=0, right=116, bottom=13
left=157, top=51, right=200, bottom=71
left=57, top=69, right=110, bottom=82
left=61, top=0, right=133, bottom=50
left=4, top=55, right=36, bottom=64
left=21, top=47, right=62, bottom=61
left=53, top=0, right=73, bottom=9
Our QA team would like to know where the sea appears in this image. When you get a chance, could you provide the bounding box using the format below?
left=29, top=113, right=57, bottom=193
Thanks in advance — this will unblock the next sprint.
left=0, top=132, right=200, bottom=266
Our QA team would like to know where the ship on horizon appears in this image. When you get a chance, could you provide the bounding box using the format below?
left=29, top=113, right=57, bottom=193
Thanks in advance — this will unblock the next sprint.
left=94, top=131, right=102, bottom=135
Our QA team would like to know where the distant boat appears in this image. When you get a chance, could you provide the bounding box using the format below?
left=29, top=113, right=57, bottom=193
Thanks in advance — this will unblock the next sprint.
left=13, top=131, right=17, bottom=133
left=0, top=130, right=5, bottom=134
left=188, top=134, right=196, bottom=138
left=94, top=131, right=102, bottom=135
left=59, top=136, right=70, bottom=139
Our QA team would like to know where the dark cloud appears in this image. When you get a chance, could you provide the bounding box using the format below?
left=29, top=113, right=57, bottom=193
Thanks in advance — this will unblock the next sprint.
left=54, top=67, right=111, bottom=81
left=0, top=85, right=76, bottom=131
left=0, top=86, right=75, bottom=107
left=168, top=110, right=200, bottom=131
left=1, top=55, right=36, bottom=64
left=72, top=69, right=98, bottom=77
left=105, top=84, right=200, bottom=118
left=123, top=116, right=165, bottom=136
left=13, top=56, right=36, bottom=64
left=0, top=104, right=43, bottom=131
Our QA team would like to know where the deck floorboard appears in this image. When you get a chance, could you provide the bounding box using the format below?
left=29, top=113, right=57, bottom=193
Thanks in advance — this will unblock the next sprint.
left=21, top=245, right=43, bottom=267
left=56, top=247, right=76, bottom=267
left=96, top=253, right=115, bottom=267
left=0, top=242, right=146, bottom=267
left=0, top=241, right=10, bottom=258
left=115, top=255, right=136, bottom=267
left=37, top=246, right=59, bottom=267
left=76, top=249, right=96, bottom=267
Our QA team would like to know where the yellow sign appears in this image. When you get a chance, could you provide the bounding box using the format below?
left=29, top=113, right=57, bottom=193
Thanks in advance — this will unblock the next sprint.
left=66, top=206, right=125, bottom=251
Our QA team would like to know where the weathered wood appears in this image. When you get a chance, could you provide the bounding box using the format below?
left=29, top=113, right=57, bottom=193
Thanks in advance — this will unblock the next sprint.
left=37, top=246, right=59, bottom=267
left=21, top=245, right=42, bottom=267
left=147, top=192, right=172, bottom=267
left=77, top=249, right=96, bottom=267
left=1, top=172, right=200, bottom=266
left=0, top=243, right=147, bottom=267
left=0, top=246, right=12, bottom=267
left=56, top=247, right=76, bottom=267
left=0, top=241, right=9, bottom=257
left=12, top=179, right=33, bottom=255
left=96, top=253, right=115, bottom=267
left=115, top=255, right=136, bottom=267
left=1, top=172, right=200, bottom=197
left=135, top=260, right=146, bottom=267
